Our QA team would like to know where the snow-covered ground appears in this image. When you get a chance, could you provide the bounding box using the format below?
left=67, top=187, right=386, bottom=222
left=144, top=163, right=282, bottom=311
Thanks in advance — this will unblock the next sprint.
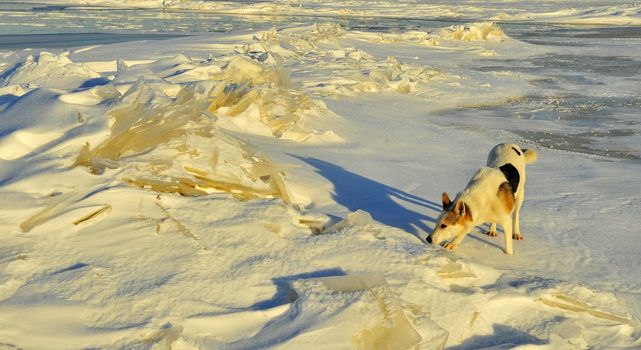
left=1, top=2, right=641, bottom=349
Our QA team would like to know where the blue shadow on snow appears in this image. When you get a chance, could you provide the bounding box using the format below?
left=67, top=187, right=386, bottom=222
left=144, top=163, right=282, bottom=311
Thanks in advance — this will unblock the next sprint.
left=295, top=156, right=439, bottom=238
left=446, top=324, right=548, bottom=350
left=250, top=268, right=346, bottom=310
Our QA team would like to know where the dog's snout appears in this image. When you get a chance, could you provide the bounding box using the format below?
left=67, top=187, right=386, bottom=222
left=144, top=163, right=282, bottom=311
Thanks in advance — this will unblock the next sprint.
left=426, top=235, right=432, bottom=244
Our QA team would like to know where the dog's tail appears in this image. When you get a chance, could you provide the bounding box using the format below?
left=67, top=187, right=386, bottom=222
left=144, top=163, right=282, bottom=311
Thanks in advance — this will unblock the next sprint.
left=522, top=148, right=538, bottom=164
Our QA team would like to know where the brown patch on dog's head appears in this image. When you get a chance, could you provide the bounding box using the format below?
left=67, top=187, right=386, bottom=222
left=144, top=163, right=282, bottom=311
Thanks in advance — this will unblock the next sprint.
left=428, top=199, right=473, bottom=245
left=442, top=192, right=452, bottom=210
left=440, top=200, right=472, bottom=226
left=497, top=182, right=516, bottom=213
left=440, top=210, right=458, bottom=227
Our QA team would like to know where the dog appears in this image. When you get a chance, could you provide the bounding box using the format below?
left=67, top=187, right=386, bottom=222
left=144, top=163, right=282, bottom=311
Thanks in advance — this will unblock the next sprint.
left=426, top=143, right=537, bottom=254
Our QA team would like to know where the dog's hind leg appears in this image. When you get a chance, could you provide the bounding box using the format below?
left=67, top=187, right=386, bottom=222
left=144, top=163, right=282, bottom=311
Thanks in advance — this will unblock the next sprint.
left=501, top=217, right=514, bottom=255
left=485, top=222, right=498, bottom=237
left=512, top=192, right=525, bottom=240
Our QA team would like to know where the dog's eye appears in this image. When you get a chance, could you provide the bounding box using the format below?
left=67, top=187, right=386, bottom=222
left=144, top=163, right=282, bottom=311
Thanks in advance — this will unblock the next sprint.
left=440, top=224, right=447, bottom=229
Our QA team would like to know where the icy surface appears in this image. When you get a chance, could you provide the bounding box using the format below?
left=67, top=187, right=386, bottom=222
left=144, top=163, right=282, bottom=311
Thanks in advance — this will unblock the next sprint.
left=11, top=1, right=641, bottom=26
left=1, top=3, right=641, bottom=349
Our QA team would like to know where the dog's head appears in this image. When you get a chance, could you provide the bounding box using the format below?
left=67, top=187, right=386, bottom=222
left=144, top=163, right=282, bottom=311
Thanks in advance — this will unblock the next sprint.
left=427, top=192, right=473, bottom=245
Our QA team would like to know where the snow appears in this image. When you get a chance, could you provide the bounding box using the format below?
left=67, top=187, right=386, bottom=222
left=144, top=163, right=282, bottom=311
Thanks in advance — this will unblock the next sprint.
left=1, top=3, right=641, bottom=349
left=0, top=51, right=101, bottom=89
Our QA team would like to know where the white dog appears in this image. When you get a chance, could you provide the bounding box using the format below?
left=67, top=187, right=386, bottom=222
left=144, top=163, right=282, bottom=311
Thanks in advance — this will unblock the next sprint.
left=426, top=143, right=537, bottom=254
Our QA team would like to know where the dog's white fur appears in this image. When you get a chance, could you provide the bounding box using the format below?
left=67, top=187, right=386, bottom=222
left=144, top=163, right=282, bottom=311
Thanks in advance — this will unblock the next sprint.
left=427, top=143, right=537, bottom=254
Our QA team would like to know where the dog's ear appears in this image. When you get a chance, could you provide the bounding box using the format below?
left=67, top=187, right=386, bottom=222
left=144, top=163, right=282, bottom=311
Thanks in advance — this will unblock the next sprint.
left=454, top=200, right=466, bottom=216
left=442, top=192, right=451, bottom=210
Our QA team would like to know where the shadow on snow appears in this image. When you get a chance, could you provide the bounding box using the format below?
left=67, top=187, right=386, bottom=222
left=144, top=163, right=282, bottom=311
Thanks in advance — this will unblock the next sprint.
left=295, top=156, right=440, bottom=238
left=447, top=323, right=548, bottom=350
left=250, top=267, right=346, bottom=310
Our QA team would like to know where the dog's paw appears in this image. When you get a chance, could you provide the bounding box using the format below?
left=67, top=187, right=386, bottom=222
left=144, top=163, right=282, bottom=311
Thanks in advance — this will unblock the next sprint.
left=442, top=241, right=460, bottom=250
left=513, top=233, right=524, bottom=240
left=485, top=230, right=498, bottom=237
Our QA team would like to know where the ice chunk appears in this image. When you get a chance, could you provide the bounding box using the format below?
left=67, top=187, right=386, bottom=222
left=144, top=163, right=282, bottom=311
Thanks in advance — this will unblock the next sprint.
left=72, top=204, right=112, bottom=226
left=439, top=22, right=506, bottom=42
left=73, top=81, right=293, bottom=203
left=20, top=192, right=75, bottom=232
left=323, top=209, right=375, bottom=233
left=437, top=261, right=477, bottom=279
left=307, top=55, right=443, bottom=97
left=293, top=274, right=427, bottom=350
left=314, top=273, right=386, bottom=292
left=212, top=273, right=444, bottom=349
left=290, top=209, right=331, bottom=233
left=537, top=294, right=634, bottom=325
left=123, top=177, right=208, bottom=197
left=116, top=58, right=129, bottom=73
left=166, top=64, right=223, bottom=83
left=320, top=275, right=424, bottom=350
left=139, top=323, right=183, bottom=349
left=207, top=56, right=328, bottom=141
left=155, top=202, right=198, bottom=241
left=352, top=307, right=422, bottom=350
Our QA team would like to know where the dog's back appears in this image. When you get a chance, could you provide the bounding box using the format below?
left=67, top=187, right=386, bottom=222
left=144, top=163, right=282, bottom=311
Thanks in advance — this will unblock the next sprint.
left=487, top=143, right=537, bottom=169
left=461, top=167, right=516, bottom=217
left=487, top=143, right=537, bottom=193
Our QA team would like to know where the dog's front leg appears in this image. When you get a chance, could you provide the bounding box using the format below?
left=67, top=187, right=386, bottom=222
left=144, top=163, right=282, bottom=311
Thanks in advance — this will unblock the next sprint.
left=502, top=218, right=514, bottom=255
left=485, top=222, right=497, bottom=237
left=443, top=234, right=468, bottom=250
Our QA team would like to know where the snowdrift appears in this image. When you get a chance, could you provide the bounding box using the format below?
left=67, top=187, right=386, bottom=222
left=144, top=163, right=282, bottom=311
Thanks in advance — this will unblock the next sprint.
left=0, top=51, right=101, bottom=89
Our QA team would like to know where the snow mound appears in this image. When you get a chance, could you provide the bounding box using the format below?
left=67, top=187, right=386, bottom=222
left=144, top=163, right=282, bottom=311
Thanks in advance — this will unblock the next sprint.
left=247, top=25, right=445, bottom=97
left=0, top=88, right=91, bottom=162
left=219, top=274, right=443, bottom=350
left=313, top=55, right=445, bottom=96
left=0, top=128, right=64, bottom=162
left=208, top=56, right=335, bottom=142
left=439, top=22, right=506, bottom=42
left=58, top=85, right=121, bottom=106
left=0, top=52, right=101, bottom=89
left=109, top=51, right=339, bottom=143
left=263, top=22, right=344, bottom=53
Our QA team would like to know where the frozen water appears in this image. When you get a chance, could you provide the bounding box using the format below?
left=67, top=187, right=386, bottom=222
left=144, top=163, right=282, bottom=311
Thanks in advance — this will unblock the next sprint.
left=0, top=33, right=188, bottom=50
